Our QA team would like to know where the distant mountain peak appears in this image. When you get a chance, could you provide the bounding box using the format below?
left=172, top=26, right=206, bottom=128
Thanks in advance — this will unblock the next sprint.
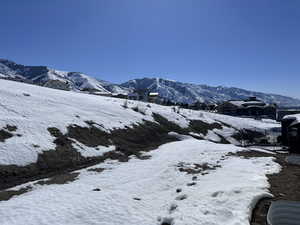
left=121, top=77, right=300, bottom=107
left=0, top=59, right=129, bottom=94
left=0, top=58, right=299, bottom=107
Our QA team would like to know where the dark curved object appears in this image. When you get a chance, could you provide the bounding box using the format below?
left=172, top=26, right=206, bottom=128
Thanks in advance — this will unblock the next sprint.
left=267, top=200, right=300, bottom=225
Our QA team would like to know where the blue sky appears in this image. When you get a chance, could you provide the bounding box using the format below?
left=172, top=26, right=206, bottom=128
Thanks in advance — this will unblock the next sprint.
left=1, top=0, right=300, bottom=98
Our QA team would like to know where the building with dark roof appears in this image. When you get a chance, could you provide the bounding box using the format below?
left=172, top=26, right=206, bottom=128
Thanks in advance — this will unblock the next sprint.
left=217, top=97, right=277, bottom=119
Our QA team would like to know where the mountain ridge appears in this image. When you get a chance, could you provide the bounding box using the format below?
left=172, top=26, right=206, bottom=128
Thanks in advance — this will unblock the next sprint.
left=1, top=58, right=299, bottom=107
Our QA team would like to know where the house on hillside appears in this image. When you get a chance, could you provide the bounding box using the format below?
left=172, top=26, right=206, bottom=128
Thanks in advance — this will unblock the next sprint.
left=128, top=90, right=162, bottom=103
left=148, top=92, right=159, bottom=103
left=217, top=97, right=277, bottom=119
left=276, top=109, right=300, bottom=121
left=281, top=114, right=300, bottom=151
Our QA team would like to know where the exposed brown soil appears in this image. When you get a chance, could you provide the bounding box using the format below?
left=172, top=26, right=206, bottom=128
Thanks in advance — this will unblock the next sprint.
left=189, top=120, right=222, bottom=136
left=226, top=150, right=274, bottom=159
left=152, top=113, right=188, bottom=134
left=230, top=149, right=300, bottom=225
left=0, top=113, right=268, bottom=195
left=232, top=129, right=266, bottom=145
left=87, top=167, right=106, bottom=173
left=67, top=125, right=111, bottom=147
left=4, top=125, right=17, bottom=132
left=0, top=129, right=13, bottom=142
left=0, top=186, right=32, bottom=201
left=35, top=172, right=80, bottom=185
left=0, top=115, right=180, bottom=191
left=177, top=162, right=221, bottom=174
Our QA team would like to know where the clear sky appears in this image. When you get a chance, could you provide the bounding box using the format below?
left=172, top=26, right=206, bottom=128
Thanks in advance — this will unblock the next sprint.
left=1, top=0, right=300, bottom=98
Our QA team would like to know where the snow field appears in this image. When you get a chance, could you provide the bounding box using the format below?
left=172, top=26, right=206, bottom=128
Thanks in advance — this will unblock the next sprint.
left=0, top=139, right=280, bottom=225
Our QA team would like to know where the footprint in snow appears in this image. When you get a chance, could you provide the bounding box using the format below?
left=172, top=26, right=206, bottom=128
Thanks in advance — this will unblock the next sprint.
left=187, top=182, right=197, bottom=186
left=175, top=194, right=188, bottom=201
left=211, top=191, right=224, bottom=197
left=157, top=217, right=175, bottom=225
left=168, top=203, right=178, bottom=214
left=176, top=188, right=182, bottom=193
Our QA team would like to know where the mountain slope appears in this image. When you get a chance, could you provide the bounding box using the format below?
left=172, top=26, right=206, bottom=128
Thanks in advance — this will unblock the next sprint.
left=1, top=59, right=299, bottom=106
left=121, top=78, right=300, bottom=106
left=0, top=59, right=127, bottom=94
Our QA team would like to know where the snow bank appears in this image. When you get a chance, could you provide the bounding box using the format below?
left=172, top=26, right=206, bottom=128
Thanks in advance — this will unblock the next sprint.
left=0, top=139, right=280, bottom=225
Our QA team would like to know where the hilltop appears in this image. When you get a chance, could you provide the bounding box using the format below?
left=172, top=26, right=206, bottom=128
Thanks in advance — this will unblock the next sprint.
left=1, top=59, right=300, bottom=106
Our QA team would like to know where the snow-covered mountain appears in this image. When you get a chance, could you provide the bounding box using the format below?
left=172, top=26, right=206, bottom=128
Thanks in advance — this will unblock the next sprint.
left=1, top=59, right=300, bottom=106
left=0, top=59, right=127, bottom=94
left=121, top=77, right=300, bottom=107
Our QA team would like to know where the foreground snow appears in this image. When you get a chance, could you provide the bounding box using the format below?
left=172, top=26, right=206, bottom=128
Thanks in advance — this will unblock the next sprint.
left=0, top=79, right=280, bottom=166
left=0, top=139, right=280, bottom=225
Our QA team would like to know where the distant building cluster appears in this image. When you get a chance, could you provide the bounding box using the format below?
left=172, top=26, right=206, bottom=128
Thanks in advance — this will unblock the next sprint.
left=216, top=97, right=277, bottom=119
left=90, top=89, right=300, bottom=122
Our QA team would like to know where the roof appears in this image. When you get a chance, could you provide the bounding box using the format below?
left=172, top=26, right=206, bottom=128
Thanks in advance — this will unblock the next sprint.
left=149, top=92, right=159, bottom=96
left=228, top=100, right=266, bottom=107
left=282, top=113, right=300, bottom=124
left=283, top=113, right=300, bottom=121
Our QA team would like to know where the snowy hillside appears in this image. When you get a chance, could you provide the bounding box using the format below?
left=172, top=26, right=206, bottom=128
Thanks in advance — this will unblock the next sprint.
left=0, top=79, right=283, bottom=225
left=121, top=78, right=300, bottom=106
left=0, top=79, right=280, bottom=166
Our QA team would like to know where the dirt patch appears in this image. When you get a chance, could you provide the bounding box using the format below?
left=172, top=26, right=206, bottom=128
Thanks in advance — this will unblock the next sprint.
left=0, top=186, right=32, bottom=201
left=0, top=113, right=257, bottom=191
left=267, top=154, right=300, bottom=201
left=153, top=114, right=230, bottom=144
left=216, top=133, right=230, bottom=144
left=152, top=113, right=188, bottom=134
left=0, top=116, right=180, bottom=190
left=226, top=150, right=274, bottom=159
left=4, top=125, right=17, bottom=132
left=111, top=120, right=178, bottom=160
left=229, top=149, right=300, bottom=225
left=131, top=106, right=146, bottom=115
left=68, top=125, right=111, bottom=147
left=189, top=120, right=222, bottom=136
left=47, top=127, right=63, bottom=137
left=0, top=129, right=13, bottom=142
left=251, top=197, right=272, bottom=225
left=177, top=162, right=221, bottom=175
left=215, top=120, right=234, bottom=129
left=138, top=155, right=152, bottom=160
left=232, top=129, right=266, bottom=145
left=35, top=172, right=79, bottom=185
left=87, top=168, right=105, bottom=173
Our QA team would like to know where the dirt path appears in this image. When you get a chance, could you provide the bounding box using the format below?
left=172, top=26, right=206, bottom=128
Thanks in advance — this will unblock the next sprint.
left=232, top=148, right=300, bottom=225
